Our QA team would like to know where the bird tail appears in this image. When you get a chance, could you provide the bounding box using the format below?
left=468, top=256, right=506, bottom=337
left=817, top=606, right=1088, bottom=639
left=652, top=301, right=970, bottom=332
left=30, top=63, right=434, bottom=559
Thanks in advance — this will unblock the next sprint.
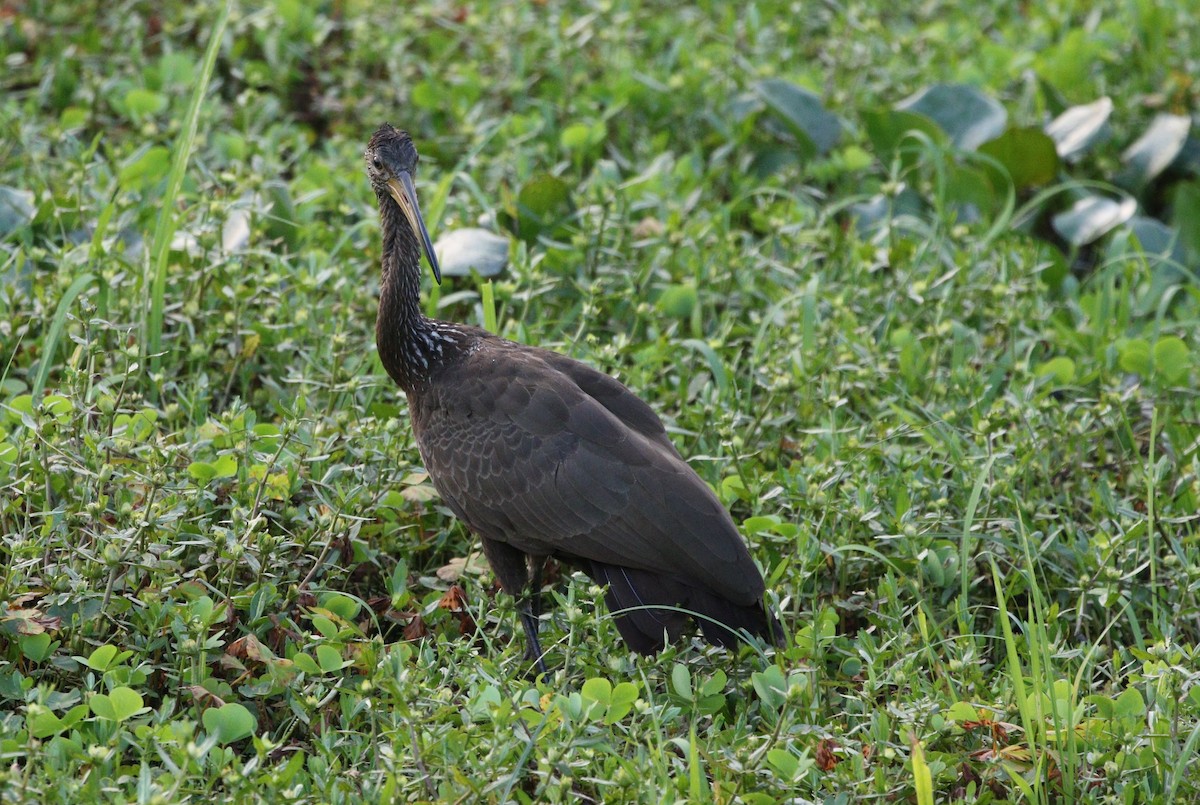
left=593, top=563, right=784, bottom=655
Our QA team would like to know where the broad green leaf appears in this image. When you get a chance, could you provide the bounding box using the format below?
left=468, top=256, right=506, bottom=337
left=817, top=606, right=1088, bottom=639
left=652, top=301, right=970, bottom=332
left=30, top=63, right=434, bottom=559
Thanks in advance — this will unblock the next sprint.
left=41, top=395, right=72, bottom=423
left=1114, top=687, right=1146, bottom=721
left=1153, top=337, right=1190, bottom=384
left=671, top=663, right=692, bottom=700
left=862, top=108, right=945, bottom=164
left=310, top=614, right=339, bottom=639
left=560, top=121, right=605, bottom=153
left=1118, top=338, right=1153, bottom=376
left=318, top=593, right=360, bottom=621
left=291, top=652, right=320, bottom=675
left=315, top=645, right=344, bottom=673
left=754, top=79, right=841, bottom=158
left=119, top=146, right=171, bottom=192
left=581, top=677, right=612, bottom=706
left=942, top=164, right=998, bottom=222
left=187, top=461, right=216, bottom=482
left=91, top=689, right=140, bottom=722
left=946, top=701, right=982, bottom=722
left=122, top=88, right=167, bottom=121
left=656, top=283, right=697, bottom=319
left=1036, top=357, right=1075, bottom=384
left=18, top=633, right=54, bottom=662
left=83, top=644, right=120, bottom=672
left=979, top=127, right=1060, bottom=189
left=606, top=682, right=638, bottom=724
left=896, top=84, right=1007, bottom=150
left=28, top=708, right=66, bottom=739
left=766, top=747, right=800, bottom=779
left=514, top=175, right=572, bottom=242
left=107, top=686, right=145, bottom=721
left=210, top=454, right=237, bottom=478
left=202, top=702, right=257, bottom=743
left=752, top=665, right=787, bottom=710
left=1111, top=216, right=1185, bottom=264
left=158, top=52, right=196, bottom=87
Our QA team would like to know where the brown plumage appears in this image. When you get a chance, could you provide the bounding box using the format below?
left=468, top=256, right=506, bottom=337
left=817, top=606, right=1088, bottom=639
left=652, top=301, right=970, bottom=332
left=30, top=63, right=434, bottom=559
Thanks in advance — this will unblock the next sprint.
left=365, top=124, right=782, bottom=669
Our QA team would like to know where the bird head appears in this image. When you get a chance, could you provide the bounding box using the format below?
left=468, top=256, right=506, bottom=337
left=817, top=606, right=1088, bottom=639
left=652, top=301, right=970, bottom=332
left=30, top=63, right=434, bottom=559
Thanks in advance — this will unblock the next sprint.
left=365, top=124, right=441, bottom=284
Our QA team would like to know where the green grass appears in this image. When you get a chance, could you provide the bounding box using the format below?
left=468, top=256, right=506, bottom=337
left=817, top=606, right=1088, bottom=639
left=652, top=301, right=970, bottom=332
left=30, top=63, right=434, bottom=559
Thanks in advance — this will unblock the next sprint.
left=2, top=0, right=1200, bottom=801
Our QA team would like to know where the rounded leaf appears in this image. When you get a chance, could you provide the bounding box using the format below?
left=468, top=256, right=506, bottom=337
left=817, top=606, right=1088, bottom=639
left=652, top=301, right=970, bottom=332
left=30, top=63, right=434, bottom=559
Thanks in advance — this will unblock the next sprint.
left=979, top=127, right=1060, bottom=189
left=434, top=228, right=509, bottom=278
left=1045, top=98, right=1113, bottom=160
left=656, top=284, right=697, bottom=319
left=1153, top=337, right=1190, bottom=384
left=515, top=175, right=573, bottom=242
left=896, top=84, right=1007, bottom=150
left=202, top=702, right=257, bottom=743
left=754, top=79, right=841, bottom=158
left=1117, top=114, right=1190, bottom=190
left=1051, top=195, right=1136, bottom=246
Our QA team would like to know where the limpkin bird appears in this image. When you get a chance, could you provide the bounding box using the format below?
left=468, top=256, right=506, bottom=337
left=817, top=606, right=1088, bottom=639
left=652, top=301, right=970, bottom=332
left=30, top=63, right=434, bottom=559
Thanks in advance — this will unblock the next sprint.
left=366, top=124, right=782, bottom=669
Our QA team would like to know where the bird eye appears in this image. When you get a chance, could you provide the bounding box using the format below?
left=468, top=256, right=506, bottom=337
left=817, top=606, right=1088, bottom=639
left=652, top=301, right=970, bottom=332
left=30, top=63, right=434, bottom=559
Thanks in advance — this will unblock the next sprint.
left=372, top=157, right=383, bottom=170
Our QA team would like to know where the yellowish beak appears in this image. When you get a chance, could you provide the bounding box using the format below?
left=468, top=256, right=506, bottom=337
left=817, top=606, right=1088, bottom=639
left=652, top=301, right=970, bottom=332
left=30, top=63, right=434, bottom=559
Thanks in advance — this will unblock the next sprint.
left=386, top=171, right=441, bottom=284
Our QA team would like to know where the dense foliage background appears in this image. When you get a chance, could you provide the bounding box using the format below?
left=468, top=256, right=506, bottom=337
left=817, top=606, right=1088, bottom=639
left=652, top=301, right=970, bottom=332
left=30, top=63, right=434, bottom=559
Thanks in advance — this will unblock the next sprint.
left=2, top=1, right=1199, bottom=801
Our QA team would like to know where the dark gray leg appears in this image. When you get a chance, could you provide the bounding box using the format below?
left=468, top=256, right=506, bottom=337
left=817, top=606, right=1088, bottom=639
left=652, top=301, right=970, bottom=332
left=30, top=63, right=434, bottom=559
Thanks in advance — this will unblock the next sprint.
left=522, top=558, right=548, bottom=676
left=481, top=538, right=549, bottom=675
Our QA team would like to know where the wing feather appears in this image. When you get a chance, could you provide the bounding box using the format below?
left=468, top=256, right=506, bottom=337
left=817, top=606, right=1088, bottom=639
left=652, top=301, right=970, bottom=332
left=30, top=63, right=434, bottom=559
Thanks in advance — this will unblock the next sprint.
left=412, top=343, right=764, bottom=606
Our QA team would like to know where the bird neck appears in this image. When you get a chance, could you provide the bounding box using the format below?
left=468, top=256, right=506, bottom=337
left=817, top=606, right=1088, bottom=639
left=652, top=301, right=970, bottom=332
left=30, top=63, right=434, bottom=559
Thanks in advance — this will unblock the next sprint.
left=375, top=188, right=441, bottom=392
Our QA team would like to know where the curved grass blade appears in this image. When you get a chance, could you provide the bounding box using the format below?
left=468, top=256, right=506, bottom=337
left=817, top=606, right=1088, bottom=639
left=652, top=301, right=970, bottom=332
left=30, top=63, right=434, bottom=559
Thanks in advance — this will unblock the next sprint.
left=143, top=0, right=231, bottom=370
left=33, top=272, right=96, bottom=400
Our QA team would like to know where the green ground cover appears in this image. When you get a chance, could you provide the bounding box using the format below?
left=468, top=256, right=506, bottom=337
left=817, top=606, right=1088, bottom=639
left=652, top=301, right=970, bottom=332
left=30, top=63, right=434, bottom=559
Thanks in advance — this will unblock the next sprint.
left=2, top=1, right=1199, bottom=801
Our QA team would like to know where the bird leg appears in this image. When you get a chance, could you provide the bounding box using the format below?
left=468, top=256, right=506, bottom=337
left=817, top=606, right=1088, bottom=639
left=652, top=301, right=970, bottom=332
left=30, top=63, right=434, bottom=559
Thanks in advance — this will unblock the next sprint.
left=519, top=602, right=548, bottom=677
left=521, top=559, right=548, bottom=676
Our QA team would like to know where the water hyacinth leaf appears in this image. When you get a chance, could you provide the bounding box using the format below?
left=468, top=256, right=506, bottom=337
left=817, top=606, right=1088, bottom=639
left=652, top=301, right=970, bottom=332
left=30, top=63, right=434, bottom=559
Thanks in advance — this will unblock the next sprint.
left=514, top=174, right=572, bottom=242
left=1045, top=97, right=1112, bottom=160
left=1117, top=114, right=1191, bottom=190
left=847, top=189, right=927, bottom=235
left=754, top=79, right=841, bottom=158
left=1108, top=216, right=1185, bottom=265
left=434, top=228, right=509, bottom=277
left=861, top=108, right=946, bottom=166
left=1051, top=195, right=1136, bottom=246
left=942, top=164, right=998, bottom=222
left=896, top=84, right=1007, bottom=150
left=978, top=127, right=1060, bottom=189
left=0, top=186, right=35, bottom=237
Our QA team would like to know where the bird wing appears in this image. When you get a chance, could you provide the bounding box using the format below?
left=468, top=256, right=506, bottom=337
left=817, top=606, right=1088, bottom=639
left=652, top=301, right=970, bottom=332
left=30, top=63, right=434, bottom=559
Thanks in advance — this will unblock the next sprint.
left=411, top=343, right=764, bottom=606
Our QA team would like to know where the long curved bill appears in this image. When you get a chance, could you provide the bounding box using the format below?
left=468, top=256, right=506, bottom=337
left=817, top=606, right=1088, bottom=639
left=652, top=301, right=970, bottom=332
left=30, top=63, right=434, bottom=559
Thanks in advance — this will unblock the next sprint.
left=386, top=171, right=442, bottom=284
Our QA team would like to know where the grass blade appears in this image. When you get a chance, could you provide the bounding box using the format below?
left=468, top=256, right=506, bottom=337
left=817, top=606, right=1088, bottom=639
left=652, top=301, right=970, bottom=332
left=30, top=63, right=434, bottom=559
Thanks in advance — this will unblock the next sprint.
left=32, top=272, right=95, bottom=399
left=143, top=0, right=231, bottom=369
